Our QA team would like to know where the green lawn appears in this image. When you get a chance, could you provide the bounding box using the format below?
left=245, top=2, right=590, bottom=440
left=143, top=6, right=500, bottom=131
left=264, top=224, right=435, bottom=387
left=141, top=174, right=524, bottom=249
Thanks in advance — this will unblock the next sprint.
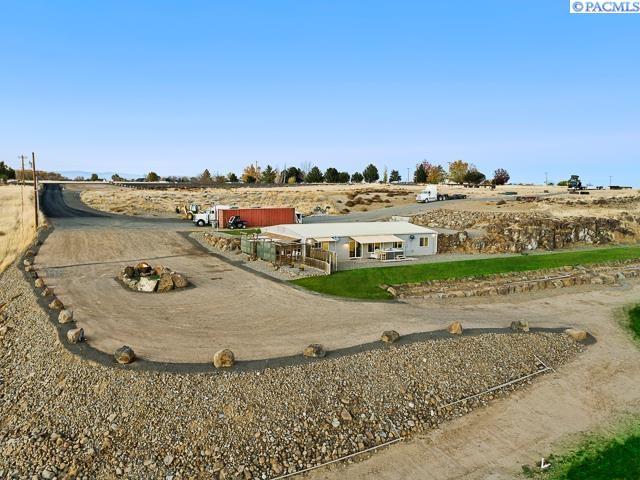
left=628, top=304, right=640, bottom=340
left=221, top=228, right=261, bottom=236
left=292, top=246, right=640, bottom=299
left=536, top=428, right=640, bottom=479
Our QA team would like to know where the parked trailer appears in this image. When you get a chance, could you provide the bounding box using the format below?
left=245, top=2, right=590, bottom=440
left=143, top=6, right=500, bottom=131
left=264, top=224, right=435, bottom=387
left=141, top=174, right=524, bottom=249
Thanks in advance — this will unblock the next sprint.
left=219, top=207, right=297, bottom=228
left=416, top=185, right=466, bottom=203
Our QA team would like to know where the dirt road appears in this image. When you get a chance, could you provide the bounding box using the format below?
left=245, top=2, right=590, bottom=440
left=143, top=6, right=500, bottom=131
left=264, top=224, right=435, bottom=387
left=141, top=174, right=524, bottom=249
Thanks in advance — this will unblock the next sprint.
left=310, top=292, right=640, bottom=480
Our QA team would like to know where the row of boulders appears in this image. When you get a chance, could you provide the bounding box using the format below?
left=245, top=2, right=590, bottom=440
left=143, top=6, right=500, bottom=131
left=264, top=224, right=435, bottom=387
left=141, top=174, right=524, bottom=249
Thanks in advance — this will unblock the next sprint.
left=27, top=254, right=138, bottom=365
left=387, top=261, right=639, bottom=299
left=411, top=209, right=639, bottom=253
left=119, top=262, right=189, bottom=293
left=211, top=321, right=589, bottom=370
left=203, top=233, right=241, bottom=252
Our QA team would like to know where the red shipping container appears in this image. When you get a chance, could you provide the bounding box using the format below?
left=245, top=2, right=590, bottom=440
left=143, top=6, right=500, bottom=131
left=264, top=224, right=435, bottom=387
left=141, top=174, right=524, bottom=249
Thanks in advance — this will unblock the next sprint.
left=220, top=207, right=295, bottom=228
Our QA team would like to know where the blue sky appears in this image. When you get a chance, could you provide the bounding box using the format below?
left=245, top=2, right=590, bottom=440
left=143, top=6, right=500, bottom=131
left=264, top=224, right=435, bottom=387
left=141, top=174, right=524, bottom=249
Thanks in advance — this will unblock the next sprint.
left=1, top=1, right=638, bottom=185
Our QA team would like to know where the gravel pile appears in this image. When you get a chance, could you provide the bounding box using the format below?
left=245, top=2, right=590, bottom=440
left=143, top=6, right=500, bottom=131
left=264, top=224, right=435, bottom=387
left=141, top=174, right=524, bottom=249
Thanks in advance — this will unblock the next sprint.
left=0, top=262, right=583, bottom=479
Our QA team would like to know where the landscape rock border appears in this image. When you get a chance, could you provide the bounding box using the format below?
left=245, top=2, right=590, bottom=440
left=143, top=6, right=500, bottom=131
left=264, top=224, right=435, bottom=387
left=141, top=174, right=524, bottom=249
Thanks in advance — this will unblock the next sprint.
left=21, top=224, right=595, bottom=375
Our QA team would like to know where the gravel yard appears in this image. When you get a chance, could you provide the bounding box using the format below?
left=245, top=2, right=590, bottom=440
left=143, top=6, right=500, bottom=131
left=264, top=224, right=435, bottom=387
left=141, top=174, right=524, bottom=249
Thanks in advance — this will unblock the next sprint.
left=0, top=261, right=584, bottom=479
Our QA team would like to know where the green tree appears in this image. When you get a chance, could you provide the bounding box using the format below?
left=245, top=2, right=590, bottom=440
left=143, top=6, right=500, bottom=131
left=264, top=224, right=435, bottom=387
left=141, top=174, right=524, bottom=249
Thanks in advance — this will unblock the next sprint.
left=305, top=166, right=324, bottom=183
left=227, top=172, right=239, bottom=182
left=146, top=171, right=159, bottom=182
left=286, top=166, right=303, bottom=183
left=260, top=165, right=277, bottom=184
left=199, top=169, right=213, bottom=183
left=337, top=171, right=350, bottom=183
left=362, top=164, right=379, bottom=183
left=448, top=160, right=469, bottom=184
left=389, top=169, right=401, bottom=182
left=324, top=167, right=339, bottom=183
left=0, top=161, right=16, bottom=180
left=464, top=168, right=486, bottom=185
left=427, top=165, right=446, bottom=184
left=111, top=173, right=124, bottom=182
left=382, top=166, right=388, bottom=183
left=351, top=172, right=364, bottom=183
left=493, top=168, right=510, bottom=185
left=90, top=173, right=100, bottom=181
left=414, top=164, right=427, bottom=183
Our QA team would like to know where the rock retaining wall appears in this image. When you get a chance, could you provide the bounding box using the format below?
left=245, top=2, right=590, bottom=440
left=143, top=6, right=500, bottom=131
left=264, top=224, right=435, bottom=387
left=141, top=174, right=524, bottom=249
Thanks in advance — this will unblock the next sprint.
left=411, top=210, right=639, bottom=253
left=203, top=233, right=241, bottom=252
left=388, top=260, right=639, bottom=299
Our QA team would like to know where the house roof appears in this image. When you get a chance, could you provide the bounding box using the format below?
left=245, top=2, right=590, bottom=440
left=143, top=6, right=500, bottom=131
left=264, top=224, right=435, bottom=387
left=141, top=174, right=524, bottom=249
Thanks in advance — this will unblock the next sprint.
left=261, top=222, right=437, bottom=240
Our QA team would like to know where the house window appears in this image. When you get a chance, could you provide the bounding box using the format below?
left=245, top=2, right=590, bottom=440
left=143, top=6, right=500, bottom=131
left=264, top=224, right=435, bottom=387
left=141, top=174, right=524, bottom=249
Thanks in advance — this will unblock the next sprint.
left=367, top=242, right=382, bottom=253
left=420, top=237, right=430, bottom=247
left=393, top=241, right=403, bottom=249
left=311, top=241, right=321, bottom=249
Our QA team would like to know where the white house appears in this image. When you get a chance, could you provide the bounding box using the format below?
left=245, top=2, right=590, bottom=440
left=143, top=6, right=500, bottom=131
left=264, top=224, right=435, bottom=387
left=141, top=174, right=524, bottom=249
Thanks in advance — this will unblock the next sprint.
left=260, top=222, right=438, bottom=262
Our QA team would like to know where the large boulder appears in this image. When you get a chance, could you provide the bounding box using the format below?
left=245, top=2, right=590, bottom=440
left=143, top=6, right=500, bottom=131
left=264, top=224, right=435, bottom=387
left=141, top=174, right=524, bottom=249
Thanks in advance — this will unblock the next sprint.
left=157, top=273, right=175, bottom=293
left=48, top=298, right=64, bottom=310
left=510, top=320, right=530, bottom=332
left=171, top=273, right=189, bottom=289
left=137, top=277, right=158, bottom=293
left=565, top=328, right=588, bottom=341
left=34, top=278, right=45, bottom=288
left=58, top=309, right=74, bottom=324
left=212, top=349, right=235, bottom=368
left=123, top=266, right=135, bottom=278
left=66, top=328, right=84, bottom=343
left=303, top=344, right=326, bottom=358
left=153, top=264, right=171, bottom=276
left=114, top=346, right=136, bottom=364
left=136, top=262, right=152, bottom=275
left=41, top=287, right=53, bottom=297
left=381, top=330, right=400, bottom=343
left=447, top=321, right=463, bottom=335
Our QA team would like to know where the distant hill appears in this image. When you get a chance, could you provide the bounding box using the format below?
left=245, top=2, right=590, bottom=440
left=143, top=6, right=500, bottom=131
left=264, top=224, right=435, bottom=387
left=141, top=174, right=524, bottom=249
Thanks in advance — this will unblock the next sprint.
left=57, top=171, right=143, bottom=180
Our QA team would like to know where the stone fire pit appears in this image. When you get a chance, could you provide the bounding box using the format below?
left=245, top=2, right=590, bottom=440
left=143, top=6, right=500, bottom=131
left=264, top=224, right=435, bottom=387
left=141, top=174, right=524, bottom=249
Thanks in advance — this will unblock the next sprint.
left=119, top=262, right=190, bottom=293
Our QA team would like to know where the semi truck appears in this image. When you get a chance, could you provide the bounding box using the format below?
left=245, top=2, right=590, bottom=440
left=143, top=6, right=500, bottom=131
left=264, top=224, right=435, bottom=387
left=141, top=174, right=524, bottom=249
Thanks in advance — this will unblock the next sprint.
left=415, top=185, right=466, bottom=203
left=192, top=205, right=231, bottom=227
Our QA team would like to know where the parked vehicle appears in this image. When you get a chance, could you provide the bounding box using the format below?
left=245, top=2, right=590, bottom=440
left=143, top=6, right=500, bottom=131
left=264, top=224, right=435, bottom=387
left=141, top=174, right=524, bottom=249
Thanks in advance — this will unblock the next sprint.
left=192, top=205, right=231, bottom=227
left=227, top=215, right=248, bottom=229
left=176, top=203, right=201, bottom=220
left=415, top=185, right=463, bottom=203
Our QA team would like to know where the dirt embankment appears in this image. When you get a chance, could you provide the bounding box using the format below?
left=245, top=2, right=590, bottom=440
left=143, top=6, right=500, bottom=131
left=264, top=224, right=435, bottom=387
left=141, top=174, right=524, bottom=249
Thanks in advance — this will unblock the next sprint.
left=412, top=209, right=640, bottom=253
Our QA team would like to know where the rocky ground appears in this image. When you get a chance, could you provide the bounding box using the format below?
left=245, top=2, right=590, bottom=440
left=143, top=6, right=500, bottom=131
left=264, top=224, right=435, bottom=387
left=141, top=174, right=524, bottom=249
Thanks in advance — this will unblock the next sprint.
left=390, top=260, right=639, bottom=299
left=412, top=209, right=640, bottom=253
left=0, top=261, right=584, bottom=480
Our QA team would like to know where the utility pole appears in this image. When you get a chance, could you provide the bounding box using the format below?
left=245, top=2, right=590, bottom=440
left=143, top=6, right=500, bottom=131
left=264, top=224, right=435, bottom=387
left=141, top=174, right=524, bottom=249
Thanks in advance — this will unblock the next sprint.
left=407, top=167, right=410, bottom=184
left=31, top=152, right=39, bottom=229
left=544, top=172, right=548, bottom=186
left=609, top=176, right=612, bottom=188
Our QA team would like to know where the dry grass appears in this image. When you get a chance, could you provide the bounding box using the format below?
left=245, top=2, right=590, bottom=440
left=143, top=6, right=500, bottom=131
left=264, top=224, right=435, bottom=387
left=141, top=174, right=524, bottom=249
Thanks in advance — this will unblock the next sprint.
left=80, top=184, right=423, bottom=216
left=79, top=183, right=640, bottom=219
left=0, top=185, right=42, bottom=272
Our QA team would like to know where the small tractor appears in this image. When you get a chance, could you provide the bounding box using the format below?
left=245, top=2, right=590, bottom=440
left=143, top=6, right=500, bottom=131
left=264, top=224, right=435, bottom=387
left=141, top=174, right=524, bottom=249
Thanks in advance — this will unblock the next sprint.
left=567, top=175, right=584, bottom=192
left=176, top=203, right=201, bottom=220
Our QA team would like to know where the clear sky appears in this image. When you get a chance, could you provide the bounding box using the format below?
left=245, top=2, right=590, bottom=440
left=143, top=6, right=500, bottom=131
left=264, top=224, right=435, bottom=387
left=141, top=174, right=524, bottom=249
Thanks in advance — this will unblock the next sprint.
left=1, top=1, right=638, bottom=185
